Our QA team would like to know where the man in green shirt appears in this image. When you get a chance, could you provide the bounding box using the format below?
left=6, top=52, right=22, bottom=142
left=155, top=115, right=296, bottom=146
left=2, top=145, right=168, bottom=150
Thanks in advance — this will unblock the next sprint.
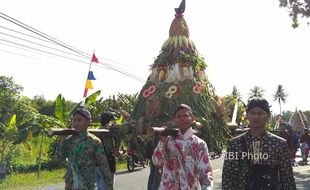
left=58, top=108, right=114, bottom=190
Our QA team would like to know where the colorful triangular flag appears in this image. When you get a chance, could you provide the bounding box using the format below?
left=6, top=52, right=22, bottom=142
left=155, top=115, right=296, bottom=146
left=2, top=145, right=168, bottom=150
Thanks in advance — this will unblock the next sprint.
left=83, top=52, right=99, bottom=98
left=87, top=71, right=96, bottom=80
left=86, top=80, right=93, bottom=89
left=91, top=53, right=99, bottom=63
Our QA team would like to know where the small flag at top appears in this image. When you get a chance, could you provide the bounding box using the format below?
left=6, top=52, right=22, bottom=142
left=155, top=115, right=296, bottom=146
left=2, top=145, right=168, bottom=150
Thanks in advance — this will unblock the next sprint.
left=83, top=53, right=98, bottom=97
left=91, top=53, right=99, bottom=63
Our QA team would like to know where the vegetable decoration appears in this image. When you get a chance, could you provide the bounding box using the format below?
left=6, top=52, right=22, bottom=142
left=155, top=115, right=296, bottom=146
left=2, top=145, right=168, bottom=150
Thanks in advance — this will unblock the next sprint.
left=143, top=85, right=156, bottom=98
left=148, top=85, right=156, bottom=94
left=142, top=89, right=150, bottom=98
left=192, top=82, right=203, bottom=94
left=168, top=85, right=178, bottom=94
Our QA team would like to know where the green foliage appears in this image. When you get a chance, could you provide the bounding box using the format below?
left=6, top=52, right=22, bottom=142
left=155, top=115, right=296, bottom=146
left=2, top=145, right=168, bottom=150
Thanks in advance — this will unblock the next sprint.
left=8, top=160, right=64, bottom=173
left=0, top=76, right=23, bottom=124
left=222, top=92, right=247, bottom=126
left=84, top=90, right=101, bottom=108
left=152, top=49, right=207, bottom=69
left=54, top=93, right=83, bottom=126
left=54, top=90, right=103, bottom=124
left=55, top=94, right=69, bottom=123
left=0, top=115, right=18, bottom=161
left=95, top=93, right=138, bottom=120
left=248, top=86, right=265, bottom=100
left=0, top=168, right=65, bottom=190
left=281, top=110, right=293, bottom=123
left=273, top=84, right=288, bottom=114
left=0, top=76, right=23, bottom=94
left=13, top=114, right=62, bottom=145
left=0, top=159, right=127, bottom=190
left=31, top=95, right=55, bottom=116
left=278, top=0, right=310, bottom=28
left=5, top=135, right=63, bottom=173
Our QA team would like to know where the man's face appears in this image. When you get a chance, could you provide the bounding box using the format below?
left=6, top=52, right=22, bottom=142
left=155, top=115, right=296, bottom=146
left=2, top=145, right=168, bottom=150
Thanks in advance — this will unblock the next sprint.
left=174, top=109, right=194, bottom=131
left=72, top=114, right=90, bottom=132
left=246, top=107, right=270, bottom=129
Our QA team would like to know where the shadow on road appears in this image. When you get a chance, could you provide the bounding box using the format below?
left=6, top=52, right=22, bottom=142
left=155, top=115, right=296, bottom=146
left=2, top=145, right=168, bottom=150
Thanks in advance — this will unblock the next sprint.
left=116, top=167, right=145, bottom=175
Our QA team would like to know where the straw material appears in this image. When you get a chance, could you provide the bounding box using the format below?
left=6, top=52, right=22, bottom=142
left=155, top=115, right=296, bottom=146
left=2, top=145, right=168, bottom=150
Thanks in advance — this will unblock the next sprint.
left=169, top=15, right=189, bottom=38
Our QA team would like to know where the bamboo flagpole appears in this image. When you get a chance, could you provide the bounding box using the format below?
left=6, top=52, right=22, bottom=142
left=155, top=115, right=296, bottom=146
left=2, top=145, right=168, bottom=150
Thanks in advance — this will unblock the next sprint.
left=83, top=52, right=99, bottom=98
left=227, top=100, right=238, bottom=128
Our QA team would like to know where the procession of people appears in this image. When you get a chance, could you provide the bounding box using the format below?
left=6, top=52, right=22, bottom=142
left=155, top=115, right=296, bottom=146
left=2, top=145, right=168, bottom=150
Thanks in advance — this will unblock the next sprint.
left=53, top=97, right=310, bottom=190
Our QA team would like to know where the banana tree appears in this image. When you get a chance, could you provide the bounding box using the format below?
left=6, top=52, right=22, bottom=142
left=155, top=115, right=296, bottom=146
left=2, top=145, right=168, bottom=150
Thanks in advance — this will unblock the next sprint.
left=54, top=91, right=102, bottom=125
left=0, top=114, right=17, bottom=162
left=0, top=114, right=18, bottom=180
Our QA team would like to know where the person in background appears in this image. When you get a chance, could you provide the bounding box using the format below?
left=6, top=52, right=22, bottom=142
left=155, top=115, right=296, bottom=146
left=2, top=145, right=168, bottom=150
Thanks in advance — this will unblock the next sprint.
left=152, top=104, right=213, bottom=189
left=145, top=126, right=161, bottom=190
left=300, top=128, right=310, bottom=164
left=285, top=123, right=300, bottom=166
left=96, top=111, right=120, bottom=190
left=57, top=108, right=114, bottom=190
left=222, top=98, right=296, bottom=190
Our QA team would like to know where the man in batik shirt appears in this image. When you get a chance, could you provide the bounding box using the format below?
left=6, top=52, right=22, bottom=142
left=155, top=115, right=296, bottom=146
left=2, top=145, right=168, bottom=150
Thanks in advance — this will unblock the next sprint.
left=58, top=108, right=114, bottom=190
left=152, top=104, right=213, bottom=190
left=222, top=98, right=296, bottom=190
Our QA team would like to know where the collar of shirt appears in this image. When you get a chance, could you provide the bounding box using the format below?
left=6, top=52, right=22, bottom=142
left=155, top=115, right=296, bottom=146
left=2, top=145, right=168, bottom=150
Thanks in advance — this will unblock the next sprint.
left=176, top=127, right=194, bottom=140
left=77, top=129, right=88, bottom=137
left=247, top=130, right=268, bottom=141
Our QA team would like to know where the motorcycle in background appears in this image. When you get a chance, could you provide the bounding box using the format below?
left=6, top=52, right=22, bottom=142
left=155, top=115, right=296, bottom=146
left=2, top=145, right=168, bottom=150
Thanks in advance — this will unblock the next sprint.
left=126, top=148, right=146, bottom=172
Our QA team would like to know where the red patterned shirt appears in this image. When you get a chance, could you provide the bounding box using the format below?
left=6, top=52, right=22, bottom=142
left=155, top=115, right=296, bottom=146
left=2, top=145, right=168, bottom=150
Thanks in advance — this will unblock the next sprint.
left=152, top=127, right=213, bottom=190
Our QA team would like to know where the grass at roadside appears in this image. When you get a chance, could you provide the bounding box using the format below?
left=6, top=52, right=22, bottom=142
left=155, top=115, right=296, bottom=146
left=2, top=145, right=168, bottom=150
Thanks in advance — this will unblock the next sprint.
left=0, top=160, right=127, bottom=190
left=116, top=159, right=127, bottom=171
left=0, top=168, right=65, bottom=190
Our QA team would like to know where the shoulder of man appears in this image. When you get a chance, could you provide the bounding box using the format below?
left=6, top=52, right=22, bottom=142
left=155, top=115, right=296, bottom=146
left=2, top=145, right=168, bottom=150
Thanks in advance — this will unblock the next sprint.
left=86, top=132, right=103, bottom=146
left=266, top=132, right=288, bottom=144
left=65, top=134, right=81, bottom=145
left=192, top=134, right=208, bottom=146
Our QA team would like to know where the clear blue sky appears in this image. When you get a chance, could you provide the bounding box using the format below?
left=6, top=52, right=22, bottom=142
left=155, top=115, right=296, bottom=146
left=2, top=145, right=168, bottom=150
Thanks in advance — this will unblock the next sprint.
left=1, top=0, right=310, bottom=114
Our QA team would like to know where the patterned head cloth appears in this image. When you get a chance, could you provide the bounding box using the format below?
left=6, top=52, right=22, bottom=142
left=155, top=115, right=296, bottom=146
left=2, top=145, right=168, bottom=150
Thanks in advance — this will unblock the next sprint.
left=73, top=108, right=91, bottom=120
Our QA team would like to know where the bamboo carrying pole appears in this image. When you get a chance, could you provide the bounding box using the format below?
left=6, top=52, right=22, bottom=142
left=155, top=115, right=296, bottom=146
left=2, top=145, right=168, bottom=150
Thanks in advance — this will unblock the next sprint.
left=151, top=127, right=179, bottom=137
left=47, top=128, right=110, bottom=137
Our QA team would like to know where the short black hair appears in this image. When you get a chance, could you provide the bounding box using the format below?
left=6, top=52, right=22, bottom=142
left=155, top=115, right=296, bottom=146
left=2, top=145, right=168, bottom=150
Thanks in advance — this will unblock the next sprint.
left=174, top=104, right=193, bottom=116
left=246, top=98, right=271, bottom=114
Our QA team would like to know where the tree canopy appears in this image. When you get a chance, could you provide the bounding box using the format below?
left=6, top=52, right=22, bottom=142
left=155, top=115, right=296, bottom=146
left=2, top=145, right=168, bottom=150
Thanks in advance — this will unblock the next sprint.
left=279, top=0, right=310, bottom=28
left=273, top=84, right=288, bottom=114
left=248, top=86, right=265, bottom=99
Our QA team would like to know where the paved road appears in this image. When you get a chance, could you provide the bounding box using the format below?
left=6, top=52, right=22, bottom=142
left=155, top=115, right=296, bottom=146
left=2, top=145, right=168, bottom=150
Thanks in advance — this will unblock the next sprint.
left=32, top=157, right=224, bottom=190
left=30, top=151, right=310, bottom=190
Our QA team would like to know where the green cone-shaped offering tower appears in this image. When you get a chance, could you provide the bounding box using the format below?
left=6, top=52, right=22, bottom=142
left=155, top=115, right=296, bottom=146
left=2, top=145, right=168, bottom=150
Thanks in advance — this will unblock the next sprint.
left=131, top=0, right=230, bottom=150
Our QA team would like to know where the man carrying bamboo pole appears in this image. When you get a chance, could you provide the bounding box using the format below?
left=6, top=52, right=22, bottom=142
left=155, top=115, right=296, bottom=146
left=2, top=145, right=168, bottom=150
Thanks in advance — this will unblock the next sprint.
left=57, top=108, right=114, bottom=190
